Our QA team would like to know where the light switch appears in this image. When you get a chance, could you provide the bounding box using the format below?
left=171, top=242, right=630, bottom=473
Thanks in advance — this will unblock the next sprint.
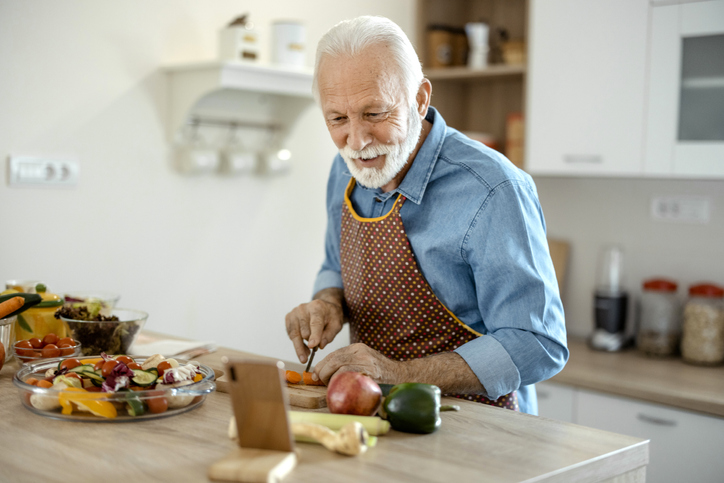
left=8, top=156, right=79, bottom=187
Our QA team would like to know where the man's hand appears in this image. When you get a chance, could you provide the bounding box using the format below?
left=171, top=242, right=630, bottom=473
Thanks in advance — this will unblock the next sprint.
left=285, top=287, right=345, bottom=364
left=313, top=343, right=407, bottom=385
left=313, top=344, right=488, bottom=395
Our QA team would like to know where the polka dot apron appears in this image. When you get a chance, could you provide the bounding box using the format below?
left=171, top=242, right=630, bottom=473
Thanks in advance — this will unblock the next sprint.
left=340, top=179, right=519, bottom=410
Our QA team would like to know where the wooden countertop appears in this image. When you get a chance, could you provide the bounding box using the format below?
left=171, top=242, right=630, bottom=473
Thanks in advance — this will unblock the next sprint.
left=550, top=338, right=724, bottom=417
left=0, top=340, right=648, bottom=483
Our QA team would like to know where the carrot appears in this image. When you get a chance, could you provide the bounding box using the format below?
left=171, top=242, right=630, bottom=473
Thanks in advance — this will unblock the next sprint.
left=0, top=296, right=24, bottom=319
left=303, top=371, right=325, bottom=386
left=285, top=370, right=302, bottom=384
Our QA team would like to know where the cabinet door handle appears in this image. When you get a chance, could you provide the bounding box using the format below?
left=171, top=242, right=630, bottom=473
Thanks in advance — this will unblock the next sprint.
left=637, top=413, right=677, bottom=427
left=563, top=154, right=602, bottom=164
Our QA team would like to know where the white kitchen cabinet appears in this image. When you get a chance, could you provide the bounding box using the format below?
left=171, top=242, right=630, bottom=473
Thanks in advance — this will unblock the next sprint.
left=535, top=381, right=576, bottom=423
left=526, top=0, right=650, bottom=176
left=576, top=388, right=724, bottom=483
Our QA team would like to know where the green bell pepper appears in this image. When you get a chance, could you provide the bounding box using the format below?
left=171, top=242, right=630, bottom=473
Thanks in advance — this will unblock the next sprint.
left=381, top=383, right=459, bottom=434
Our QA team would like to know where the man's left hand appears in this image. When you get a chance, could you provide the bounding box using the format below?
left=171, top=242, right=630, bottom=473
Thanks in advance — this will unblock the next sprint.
left=313, top=343, right=406, bottom=385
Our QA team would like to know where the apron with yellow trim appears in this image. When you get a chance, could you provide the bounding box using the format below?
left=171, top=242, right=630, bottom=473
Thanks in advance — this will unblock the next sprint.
left=340, top=179, right=519, bottom=410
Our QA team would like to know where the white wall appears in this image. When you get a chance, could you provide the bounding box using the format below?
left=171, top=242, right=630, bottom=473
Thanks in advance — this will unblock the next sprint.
left=535, top=176, right=724, bottom=341
left=0, top=0, right=415, bottom=361
left=3, top=1, right=722, bottom=361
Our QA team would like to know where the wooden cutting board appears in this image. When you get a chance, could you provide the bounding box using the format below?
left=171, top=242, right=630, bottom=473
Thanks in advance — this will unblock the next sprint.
left=213, top=367, right=327, bottom=409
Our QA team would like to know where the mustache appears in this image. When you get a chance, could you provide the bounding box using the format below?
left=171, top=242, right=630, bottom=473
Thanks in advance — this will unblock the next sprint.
left=339, top=143, right=395, bottom=161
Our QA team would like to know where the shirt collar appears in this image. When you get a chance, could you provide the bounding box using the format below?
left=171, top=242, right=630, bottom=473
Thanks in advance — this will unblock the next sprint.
left=343, top=106, right=447, bottom=204
left=395, top=106, right=446, bottom=205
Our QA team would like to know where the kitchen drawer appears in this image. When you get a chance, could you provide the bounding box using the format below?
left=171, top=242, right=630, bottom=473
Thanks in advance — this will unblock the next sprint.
left=535, top=381, right=575, bottom=423
left=577, top=388, right=724, bottom=483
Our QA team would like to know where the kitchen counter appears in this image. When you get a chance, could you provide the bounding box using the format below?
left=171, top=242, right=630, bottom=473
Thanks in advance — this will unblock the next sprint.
left=550, top=338, right=724, bottom=417
left=0, top=338, right=648, bottom=483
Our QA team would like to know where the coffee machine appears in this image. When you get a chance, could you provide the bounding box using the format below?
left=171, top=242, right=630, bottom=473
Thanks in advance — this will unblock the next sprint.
left=589, top=244, right=630, bottom=351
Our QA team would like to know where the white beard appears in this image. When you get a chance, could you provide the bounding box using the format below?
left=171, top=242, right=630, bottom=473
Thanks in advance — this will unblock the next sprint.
left=339, top=105, right=423, bottom=189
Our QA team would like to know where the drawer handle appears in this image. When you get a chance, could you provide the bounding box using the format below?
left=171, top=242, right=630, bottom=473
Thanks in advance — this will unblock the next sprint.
left=637, top=413, right=677, bottom=427
left=563, top=154, right=603, bottom=164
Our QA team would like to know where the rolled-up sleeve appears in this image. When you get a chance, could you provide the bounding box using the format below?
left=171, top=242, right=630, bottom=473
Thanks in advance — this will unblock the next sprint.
left=454, top=178, right=568, bottom=400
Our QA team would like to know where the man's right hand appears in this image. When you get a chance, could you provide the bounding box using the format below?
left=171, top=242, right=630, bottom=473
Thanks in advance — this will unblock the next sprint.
left=285, top=287, right=345, bottom=364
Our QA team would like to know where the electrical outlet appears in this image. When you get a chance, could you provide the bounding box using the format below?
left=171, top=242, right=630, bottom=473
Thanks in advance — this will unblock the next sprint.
left=8, top=156, right=79, bottom=187
left=651, top=196, right=710, bottom=224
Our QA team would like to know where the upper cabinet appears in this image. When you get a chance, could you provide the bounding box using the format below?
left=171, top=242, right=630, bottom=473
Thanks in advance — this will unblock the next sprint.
left=415, top=0, right=528, bottom=169
left=525, top=0, right=649, bottom=177
left=526, top=0, right=724, bottom=179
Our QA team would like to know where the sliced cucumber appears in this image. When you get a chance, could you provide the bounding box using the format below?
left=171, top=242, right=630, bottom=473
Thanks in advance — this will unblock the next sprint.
left=68, top=365, right=105, bottom=385
left=126, top=395, right=145, bottom=417
left=132, top=369, right=158, bottom=387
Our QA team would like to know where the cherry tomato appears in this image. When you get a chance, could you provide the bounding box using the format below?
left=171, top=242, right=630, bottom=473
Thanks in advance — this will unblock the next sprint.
left=15, top=340, right=34, bottom=357
left=94, top=359, right=105, bottom=371
left=42, top=333, right=59, bottom=346
left=28, top=338, right=43, bottom=349
left=101, top=360, right=120, bottom=377
left=57, top=337, right=76, bottom=347
left=128, top=362, right=142, bottom=371
left=41, top=344, right=61, bottom=358
left=59, top=358, right=82, bottom=371
left=115, top=355, right=134, bottom=365
left=58, top=343, right=75, bottom=356
left=147, top=393, right=169, bottom=414
left=156, top=361, right=172, bottom=376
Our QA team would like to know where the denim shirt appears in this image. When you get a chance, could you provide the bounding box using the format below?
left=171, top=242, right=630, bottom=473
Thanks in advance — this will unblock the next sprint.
left=313, top=107, right=568, bottom=415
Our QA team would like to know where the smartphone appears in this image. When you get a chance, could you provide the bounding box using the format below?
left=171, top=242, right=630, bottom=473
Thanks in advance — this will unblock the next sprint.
left=224, top=359, right=295, bottom=452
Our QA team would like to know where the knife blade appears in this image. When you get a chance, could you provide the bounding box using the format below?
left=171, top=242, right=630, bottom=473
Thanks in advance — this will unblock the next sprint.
left=304, top=346, right=318, bottom=373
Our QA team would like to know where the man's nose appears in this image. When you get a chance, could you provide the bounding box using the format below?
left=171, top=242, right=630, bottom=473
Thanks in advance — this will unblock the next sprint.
left=346, top=119, right=372, bottom=152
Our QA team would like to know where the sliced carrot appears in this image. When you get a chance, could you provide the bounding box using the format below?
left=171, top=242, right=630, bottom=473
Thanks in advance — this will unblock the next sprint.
left=25, top=377, right=39, bottom=386
left=37, top=380, right=53, bottom=388
left=0, top=296, right=24, bottom=319
left=303, top=371, right=325, bottom=386
left=285, top=370, right=302, bottom=384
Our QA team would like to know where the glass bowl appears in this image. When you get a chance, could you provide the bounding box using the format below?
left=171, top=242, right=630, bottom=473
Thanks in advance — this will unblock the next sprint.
left=13, top=355, right=216, bottom=421
left=1, top=315, right=15, bottom=363
left=13, top=339, right=82, bottom=365
left=60, top=308, right=147, bottom=356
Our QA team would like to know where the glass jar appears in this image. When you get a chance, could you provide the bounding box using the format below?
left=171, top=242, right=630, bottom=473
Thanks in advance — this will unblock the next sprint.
left=12, top=284, right=66, bottom=343
left=637, top=278, right=681, bottom=357
left=681, top=283, right=724, bottom=365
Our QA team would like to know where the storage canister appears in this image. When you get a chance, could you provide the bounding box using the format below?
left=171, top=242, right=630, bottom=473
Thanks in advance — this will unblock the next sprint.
left=681, top=283, right=724, bottom=365
left=637, top=278, right=681, bottom=357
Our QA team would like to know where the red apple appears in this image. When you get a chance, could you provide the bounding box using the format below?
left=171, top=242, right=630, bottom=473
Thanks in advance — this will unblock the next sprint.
left=326, top=371, right=382, bottom=416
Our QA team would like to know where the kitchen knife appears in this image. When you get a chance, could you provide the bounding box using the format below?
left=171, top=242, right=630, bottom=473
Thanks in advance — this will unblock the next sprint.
left=305, top=346, right=318, bottom=373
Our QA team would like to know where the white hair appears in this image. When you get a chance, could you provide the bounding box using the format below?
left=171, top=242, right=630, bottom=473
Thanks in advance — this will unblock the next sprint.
left=312, top=16, right=424, bottom=106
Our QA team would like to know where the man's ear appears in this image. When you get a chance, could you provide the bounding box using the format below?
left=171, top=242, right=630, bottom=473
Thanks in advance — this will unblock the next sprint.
left=416, top=78, right=432, bottom=117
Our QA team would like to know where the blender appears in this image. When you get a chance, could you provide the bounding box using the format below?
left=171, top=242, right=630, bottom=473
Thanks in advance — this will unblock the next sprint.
left=589, top=244, right=630, bottom=351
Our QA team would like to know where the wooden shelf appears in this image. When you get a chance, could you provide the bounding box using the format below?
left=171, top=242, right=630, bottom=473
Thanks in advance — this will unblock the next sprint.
left=425, top=64, right=526, bottom=80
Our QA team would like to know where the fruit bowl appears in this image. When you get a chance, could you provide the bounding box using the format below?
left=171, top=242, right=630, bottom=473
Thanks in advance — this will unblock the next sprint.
left=13, top=355, right=216, bottom=421
left=59, top=308, right=147, bottom=356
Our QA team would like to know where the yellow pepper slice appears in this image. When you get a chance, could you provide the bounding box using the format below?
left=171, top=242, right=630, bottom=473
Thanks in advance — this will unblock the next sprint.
left=58, top=387, right=117, bottom=419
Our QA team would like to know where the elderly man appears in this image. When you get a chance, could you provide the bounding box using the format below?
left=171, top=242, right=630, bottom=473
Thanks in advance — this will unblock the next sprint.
left=285, top=16, right=567, bottom=414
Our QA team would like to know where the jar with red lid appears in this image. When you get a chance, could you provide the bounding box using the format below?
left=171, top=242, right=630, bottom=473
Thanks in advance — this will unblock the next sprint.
left=637, top=278, right=681, bottom=357
left=681, top=283, right=724, bottom=365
